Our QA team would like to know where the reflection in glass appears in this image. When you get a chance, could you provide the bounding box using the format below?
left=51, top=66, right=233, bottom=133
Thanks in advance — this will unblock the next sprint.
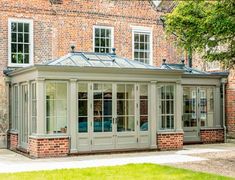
left=46, top=82, right=67, bottom=134
left=78, top=83, right=88, bottom=133
left=93, top=83, right=113, bottom=133
left=160, top=85, right=174, bottom=129
left=117, top=84, right=135, bottom=132
left=140, top=84, right=148, bottom=131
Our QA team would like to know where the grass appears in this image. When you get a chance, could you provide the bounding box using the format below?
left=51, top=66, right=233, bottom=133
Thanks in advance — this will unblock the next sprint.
left=0, top=163, right=233, bottom=180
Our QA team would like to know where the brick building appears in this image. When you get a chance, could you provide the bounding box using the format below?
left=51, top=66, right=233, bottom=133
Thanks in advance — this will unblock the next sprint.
left=0, top=0, right=231, bottom=157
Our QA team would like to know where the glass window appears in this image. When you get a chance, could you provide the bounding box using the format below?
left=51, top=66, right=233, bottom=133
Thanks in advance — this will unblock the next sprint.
left=21, top=84, right=29, bottom=143
left=46, top=82, right=67, bottom=134
left=12, top=85, right=19, bottom=130
left=78, top=83, right=88, bottom=133
left=199, top=87, right=214, bottom=127
left=9, top=20, right=32, bottom=65
left=140, top=85, right=148, bottom=131
left=133, top=31, right=151, bottom=64
left=160, top=85, right=175, bottom=130
left=93, top=83, right=113, bottom=132
left=31, top=82, right=37, bottom=134
left=94, top=26, right=113, bottom=53
left=183, top=87, right=215, bottom=128
left=117, top=84, right=135, bottom=132
left=183, top=87, right=197, bottom=127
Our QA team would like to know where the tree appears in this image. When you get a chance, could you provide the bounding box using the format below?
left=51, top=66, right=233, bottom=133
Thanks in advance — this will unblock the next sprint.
left=165, top=0, right=235, bottom=69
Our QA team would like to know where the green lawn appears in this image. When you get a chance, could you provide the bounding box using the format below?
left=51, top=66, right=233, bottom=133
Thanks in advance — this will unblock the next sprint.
left=0, top=164, right=233, bottom=180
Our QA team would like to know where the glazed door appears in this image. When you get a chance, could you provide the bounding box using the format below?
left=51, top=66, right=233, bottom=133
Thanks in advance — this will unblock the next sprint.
left=182, top=87, right=200, bottom=142
left=115, top=84, right=138, bottom=149
left=91, top=83, right=115, bottom=151
left=19, top=84, right=29, bottom=149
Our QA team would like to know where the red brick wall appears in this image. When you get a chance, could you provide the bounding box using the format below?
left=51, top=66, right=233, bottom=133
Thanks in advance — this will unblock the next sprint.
left=9, top=132, right=18, bottom=150
left=226, top=69, right=235, bottom=138
left=200, top=129, right=224, bottom=143
left=29, top=137, right=69, bottom=158
left=157, top=132, right=183, bottom=150
left=0, top=1, right=183, bottom=142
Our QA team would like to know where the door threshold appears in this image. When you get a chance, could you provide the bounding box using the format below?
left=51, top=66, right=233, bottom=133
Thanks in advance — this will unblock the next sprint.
left=183, top=141, right=202, bottom=145
left=70, top=148, right=157, bottom=156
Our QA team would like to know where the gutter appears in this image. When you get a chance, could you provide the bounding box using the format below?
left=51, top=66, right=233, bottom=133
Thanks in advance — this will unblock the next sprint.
left=222, top=78, right=227, bottom=143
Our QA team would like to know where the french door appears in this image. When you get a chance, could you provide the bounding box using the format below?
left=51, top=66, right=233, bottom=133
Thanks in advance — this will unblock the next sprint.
left=77, top=82, right=150, bottom=152
left=183, top=86, right=214, bottom=142
left=19, top=84, right=29, bottom=149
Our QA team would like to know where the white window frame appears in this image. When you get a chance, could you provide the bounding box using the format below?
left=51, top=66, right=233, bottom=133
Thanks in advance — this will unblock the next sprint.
left=93, top=25, right=114, bottom=53
left=131, top=25, right=153, bottom=65
left=8, top=18, right=34, bottom=67
left=159, top=84, right=176, bottom=131
left=45, top=81, right=69, bottom=134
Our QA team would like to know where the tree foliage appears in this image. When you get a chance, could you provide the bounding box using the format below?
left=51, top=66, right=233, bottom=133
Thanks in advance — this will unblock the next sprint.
left=165, top=0, right=235, bottom=69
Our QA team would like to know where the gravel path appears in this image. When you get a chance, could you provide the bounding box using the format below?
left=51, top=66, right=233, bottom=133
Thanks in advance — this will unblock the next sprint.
left=169, top=150, right=235, bottom=178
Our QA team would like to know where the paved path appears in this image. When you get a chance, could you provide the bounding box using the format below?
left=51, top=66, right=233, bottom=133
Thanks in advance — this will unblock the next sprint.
left=0, top=143, right=234, bottom=174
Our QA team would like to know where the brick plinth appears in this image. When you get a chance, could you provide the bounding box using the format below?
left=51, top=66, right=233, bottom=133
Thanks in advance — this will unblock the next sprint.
left=29, top=136, right=69, bottom=158
left=8, top=132, right=18, bottom=150
left=157, top=132, right=184, bottom=150
left=200, top=129, right=224, bottom=143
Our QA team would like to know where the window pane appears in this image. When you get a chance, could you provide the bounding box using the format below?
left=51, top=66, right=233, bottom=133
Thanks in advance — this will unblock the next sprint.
left=134, top=34, right=139, bottom=42
left=18, top=53, right=23, bottom=63
left=117, top=100, right=125, bottom=115
left=95, top=28, right=100, bottom=37
left=117, top=84, right=125, bottom=99
left=127, top=100, right=134, bottom=115
left=46, top=82, right=67, bottom=134
left=126, top=84, right=134, bottom=99
left=104, top=100, right=112, bottom=115
left=11, top=44, right=17, bottom=53
left=140, top=116, right=148, bottom=131
left=18, top=44, right=23, bottom=52
left=11, top=23, right=17, bottom=32
left=18, top=23, right=23, bottom=32
left=78, top=117, right=88, bottom=133
left=24, top=23, right=29, bottom=32
left=11, top=53, right=17, bottom=63
left=101, top=29, right=105, bottom=37
left=94, top=117, right=102, bottom=132
left=104, top=117, right=112, bottom=132
left=24, top=34, right=29, bottom=43
left=95, top=38, right=99, bottom=46
left=24, top=54, right=29, bottom=64
left=140, top=34, right=144, bottom=42
left=94, top=100, right=102, bottom=116
left=18, top=33, right=23, bottom=42
left=104, top=84, right=112, bottom=99
left=117, top=117, right=125, bottom=132
left=78, top=100, right=87, bottom=116
left=140, top=100, right=148, bottom=115
left=24, top=44, right=29, bottom=53
left=11, top=33, right=17, bottom=42
left=106, top=29, right=111, bottom=38
left=127, top=116, right=135, bottom=131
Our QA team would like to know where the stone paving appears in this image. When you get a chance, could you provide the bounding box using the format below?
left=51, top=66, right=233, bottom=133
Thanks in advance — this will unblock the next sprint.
left=0, top=143, right=234, bottom=177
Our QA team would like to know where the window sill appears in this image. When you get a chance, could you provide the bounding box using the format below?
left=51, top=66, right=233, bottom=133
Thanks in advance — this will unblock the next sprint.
left=157, top=130, right=184, bottom=134
left=29, top=134, right=70, bottom=139
left=8, top=63, right=33, bottom=68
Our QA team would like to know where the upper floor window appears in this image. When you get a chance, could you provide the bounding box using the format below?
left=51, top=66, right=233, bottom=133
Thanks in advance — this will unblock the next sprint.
left=8, top=19, right=33, bottom=67
left=132, top=26, right=152, bottom=65
left=93, top=26, right=114, bottom=53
